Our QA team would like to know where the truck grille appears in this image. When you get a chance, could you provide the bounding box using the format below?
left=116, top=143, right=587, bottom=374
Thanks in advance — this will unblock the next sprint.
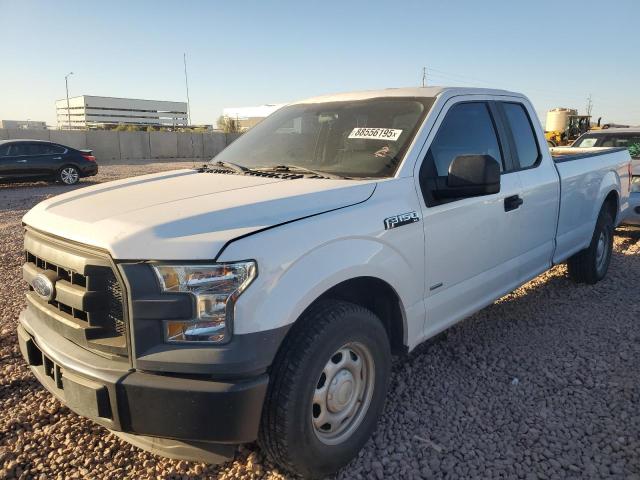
left=23, top=229, right=128, bottom=357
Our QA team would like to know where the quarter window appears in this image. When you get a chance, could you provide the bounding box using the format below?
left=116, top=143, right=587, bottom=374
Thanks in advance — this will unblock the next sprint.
left=502, top=103, right=540, bottom=169
left=43, top=144, right=65, bottom=154
left=427, top=102, right=503, bottom=176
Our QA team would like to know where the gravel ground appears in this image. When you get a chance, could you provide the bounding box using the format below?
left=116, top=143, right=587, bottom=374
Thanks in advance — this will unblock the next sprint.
left=1, top=163, right=639, bottom=479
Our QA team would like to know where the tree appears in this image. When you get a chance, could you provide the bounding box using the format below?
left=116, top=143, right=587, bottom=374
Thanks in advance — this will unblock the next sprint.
left=217, top=115, right=241, bottom=133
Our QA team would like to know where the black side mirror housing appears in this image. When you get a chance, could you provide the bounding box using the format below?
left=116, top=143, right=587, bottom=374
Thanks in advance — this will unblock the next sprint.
left=435, top=154, right=501, bottom=199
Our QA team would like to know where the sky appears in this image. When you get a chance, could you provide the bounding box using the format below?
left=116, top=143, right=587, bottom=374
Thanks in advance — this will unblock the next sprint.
left=1, top=0, right=639, bottom=127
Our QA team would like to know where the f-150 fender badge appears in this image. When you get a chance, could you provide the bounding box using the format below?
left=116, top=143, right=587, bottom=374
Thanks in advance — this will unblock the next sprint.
left=384, top=211, right=420, bottom=230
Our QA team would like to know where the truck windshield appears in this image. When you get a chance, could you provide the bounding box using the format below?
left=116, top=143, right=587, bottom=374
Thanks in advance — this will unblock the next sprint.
left=212, top=97, right=434, bottom=178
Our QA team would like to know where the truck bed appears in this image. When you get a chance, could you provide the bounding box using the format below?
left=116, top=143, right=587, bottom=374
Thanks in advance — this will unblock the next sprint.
left=550, top=146, right=631, bottom=264
left=550, top=146, right=628, bottom=162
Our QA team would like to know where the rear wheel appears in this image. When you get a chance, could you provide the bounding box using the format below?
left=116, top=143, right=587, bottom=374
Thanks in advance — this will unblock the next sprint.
left=259, top=300, right=391, bottom=479
left=57, top=165, right=80, bottom=185
left=567, top=206, right=614, bottom=284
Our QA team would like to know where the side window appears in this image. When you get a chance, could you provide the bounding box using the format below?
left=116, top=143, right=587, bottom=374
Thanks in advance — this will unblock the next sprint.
left=27, top=144, right=52, bottom=155
left=502, top=103, right=540, bottom=169
left=604, top=135, right=640, bottom=158
left=9, top=144, right=29, bottom=156
left=427, top=102, right=503, bottom=176
left=40, top=144, right=65, bottom=154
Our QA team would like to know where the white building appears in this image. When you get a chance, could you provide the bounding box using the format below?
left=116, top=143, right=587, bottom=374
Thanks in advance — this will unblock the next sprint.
left=56, top=95, right=188, bottom=129
left=1, top=120, right=47, bottom=130
left=222, top=104, right=285, bottom=130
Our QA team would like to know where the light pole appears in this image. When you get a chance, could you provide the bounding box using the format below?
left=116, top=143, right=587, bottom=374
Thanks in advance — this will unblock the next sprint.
left=183, top=53, right=191, bottom=126
left=65, top=72, right=74, bottom=129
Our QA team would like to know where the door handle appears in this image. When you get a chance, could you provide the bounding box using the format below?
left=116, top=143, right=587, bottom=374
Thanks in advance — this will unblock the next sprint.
left=504, top=194, right=524, bottom=212
left=16, top=159, right=27, bottom=163
left=53, top=156, right=62, bottom=160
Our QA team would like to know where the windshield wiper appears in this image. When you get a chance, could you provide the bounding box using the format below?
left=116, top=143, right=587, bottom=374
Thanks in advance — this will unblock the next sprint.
left=211, top=160, right=249, bottom=174
left=255, top=165, right=350, bottom=179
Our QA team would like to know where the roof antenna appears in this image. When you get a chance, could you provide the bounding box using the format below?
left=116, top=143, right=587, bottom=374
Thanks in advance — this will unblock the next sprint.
left=422, top=67, right=427, bottom=87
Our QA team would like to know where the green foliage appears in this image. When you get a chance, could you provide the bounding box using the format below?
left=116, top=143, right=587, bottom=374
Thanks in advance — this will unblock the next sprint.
left=628, top=143, right=640, bottom=158
left=217, top=115, right=240, bottom=133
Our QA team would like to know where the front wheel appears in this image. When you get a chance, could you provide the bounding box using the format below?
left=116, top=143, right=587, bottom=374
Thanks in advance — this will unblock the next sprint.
left=567, top=207, right=614, bottom=284
left=259, top=300, right=391, bottom=479
left=57, top=165, right=80, bottom=185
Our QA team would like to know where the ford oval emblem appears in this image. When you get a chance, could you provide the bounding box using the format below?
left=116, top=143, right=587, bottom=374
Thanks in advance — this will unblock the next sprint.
left=32, top=274, right=55, bottom=301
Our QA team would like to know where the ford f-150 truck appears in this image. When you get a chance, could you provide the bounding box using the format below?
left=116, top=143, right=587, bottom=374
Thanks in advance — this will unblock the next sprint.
left=17, top=87, right=631, bottom=478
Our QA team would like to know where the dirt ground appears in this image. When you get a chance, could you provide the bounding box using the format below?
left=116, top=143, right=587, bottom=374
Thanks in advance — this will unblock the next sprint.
left=1, top=163, right=639, bottom=479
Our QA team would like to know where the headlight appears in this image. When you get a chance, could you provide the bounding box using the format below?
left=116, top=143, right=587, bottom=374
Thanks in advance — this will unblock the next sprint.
left=152, top=261, right=256, bottom=343
left=631, top=176, right=640, bottom=193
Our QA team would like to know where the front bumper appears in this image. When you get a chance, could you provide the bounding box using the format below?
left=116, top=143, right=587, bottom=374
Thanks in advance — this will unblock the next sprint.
left=18, top=309, right=268, bottom=453
left=623, top=192, right=640, bottom=226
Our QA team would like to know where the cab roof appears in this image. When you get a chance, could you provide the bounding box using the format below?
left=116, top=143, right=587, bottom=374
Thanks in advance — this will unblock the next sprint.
left=0, top=139, right=53, bottom=145
left=585, top=127, right=640, bottom=134
left=292, top=86, right=524, bottom=104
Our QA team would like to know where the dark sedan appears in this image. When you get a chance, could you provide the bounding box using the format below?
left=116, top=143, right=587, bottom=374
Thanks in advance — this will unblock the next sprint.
left=0, top=139, right=98, bottom=185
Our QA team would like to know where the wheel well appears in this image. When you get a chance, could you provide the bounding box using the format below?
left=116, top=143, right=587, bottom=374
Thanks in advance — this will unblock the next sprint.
left=316, top=277, right=406, bottom=355
left=603, top=190, right=618, bottom=222
left=59, top=163, right=79, bottom=170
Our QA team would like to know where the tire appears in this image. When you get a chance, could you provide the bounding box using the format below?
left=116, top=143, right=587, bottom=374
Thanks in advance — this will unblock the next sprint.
left=57, top=165, right=80, bottom=185
left=259, top=300, right=391, bottom=479
left=567, top=206, right=614, bottom=284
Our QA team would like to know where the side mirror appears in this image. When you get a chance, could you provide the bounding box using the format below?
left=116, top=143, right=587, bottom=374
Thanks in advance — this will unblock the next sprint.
left=435, top=154, right=501, bottom=199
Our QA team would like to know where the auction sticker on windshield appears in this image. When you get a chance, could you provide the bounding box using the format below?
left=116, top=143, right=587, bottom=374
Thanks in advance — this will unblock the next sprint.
left=348, top=127, right=403, bottom=141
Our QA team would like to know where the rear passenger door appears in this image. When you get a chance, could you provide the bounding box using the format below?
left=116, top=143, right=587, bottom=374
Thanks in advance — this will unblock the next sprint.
left=416, top=99, right=524, bottom=337
left=26, top=143, right=66, bottom=176
left=497, top=101, right=560, bottom=283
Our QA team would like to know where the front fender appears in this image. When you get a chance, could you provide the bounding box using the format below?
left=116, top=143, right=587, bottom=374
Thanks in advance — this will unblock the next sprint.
left=232, top=236, right=421, bottom=337
left=219, top=177, right=426, bottom=348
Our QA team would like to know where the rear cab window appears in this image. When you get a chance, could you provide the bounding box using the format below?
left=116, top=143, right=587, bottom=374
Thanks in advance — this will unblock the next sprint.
left=501, top=102, right=541, bottom=169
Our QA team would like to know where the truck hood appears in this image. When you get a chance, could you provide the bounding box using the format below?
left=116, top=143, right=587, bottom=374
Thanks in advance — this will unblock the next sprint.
left=23, top=169, right=376, bottom=260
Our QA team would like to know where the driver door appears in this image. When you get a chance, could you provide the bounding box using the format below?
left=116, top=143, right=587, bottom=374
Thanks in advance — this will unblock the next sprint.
left=416, top=99, right=524, bottom=338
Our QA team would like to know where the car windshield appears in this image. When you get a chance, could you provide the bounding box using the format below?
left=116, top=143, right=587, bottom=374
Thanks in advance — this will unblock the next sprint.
left=212, top=97, right=434, bottom=178
left=573, top=135, right=600, bottom=148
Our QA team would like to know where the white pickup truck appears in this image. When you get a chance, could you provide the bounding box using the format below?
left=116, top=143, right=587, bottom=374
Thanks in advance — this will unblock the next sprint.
left=18, top=87, right=631, bottom=478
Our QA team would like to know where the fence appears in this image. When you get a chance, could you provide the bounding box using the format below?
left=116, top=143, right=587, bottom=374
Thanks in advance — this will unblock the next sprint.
left=0, top=129, right=242, bottom=164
